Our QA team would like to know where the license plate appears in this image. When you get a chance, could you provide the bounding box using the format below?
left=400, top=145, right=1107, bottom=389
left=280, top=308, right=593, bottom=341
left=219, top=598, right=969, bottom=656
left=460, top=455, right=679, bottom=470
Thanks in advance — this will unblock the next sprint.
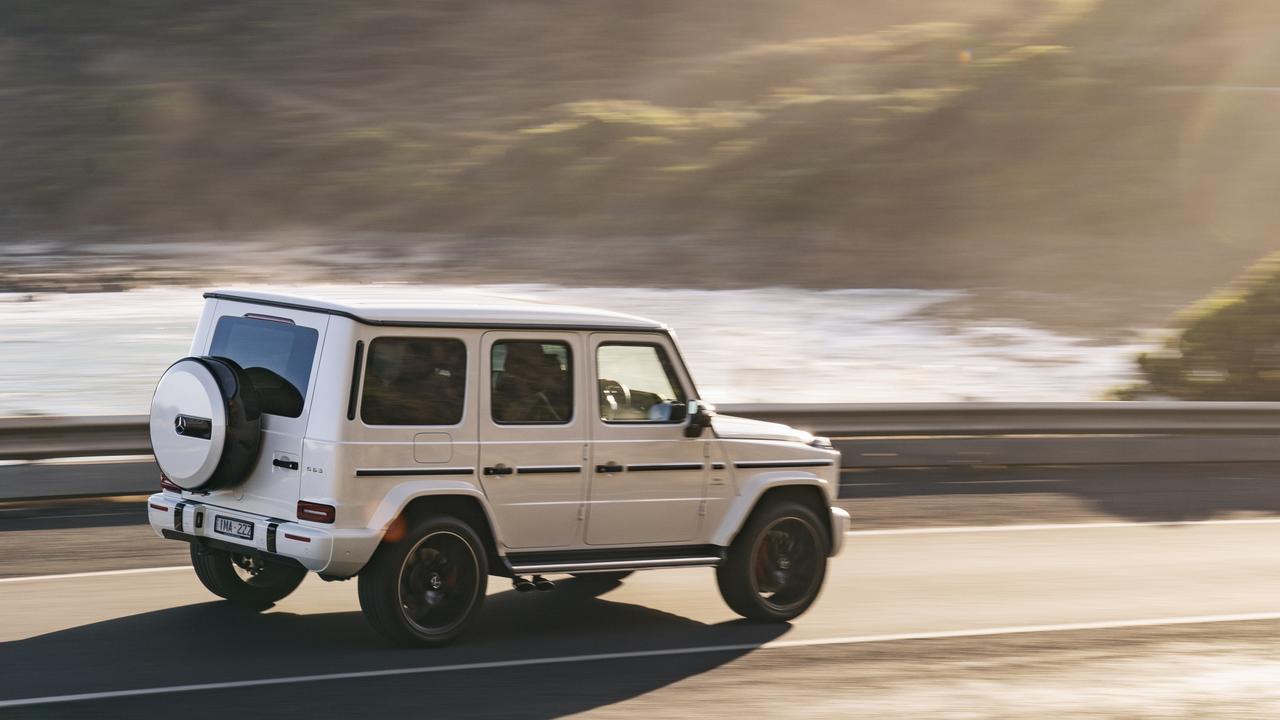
left=214, top=515, right=254, bottom=540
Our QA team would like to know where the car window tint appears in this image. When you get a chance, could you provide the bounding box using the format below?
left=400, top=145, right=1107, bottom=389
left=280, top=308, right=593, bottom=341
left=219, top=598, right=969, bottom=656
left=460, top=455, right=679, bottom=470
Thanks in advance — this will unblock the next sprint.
left=597, top=343, right=686, bottom=422
left=491, top=341, right=573, bottom=424
left=209, top=316, right=319, bottom=418
left=361, top=338, right=467, bottom=426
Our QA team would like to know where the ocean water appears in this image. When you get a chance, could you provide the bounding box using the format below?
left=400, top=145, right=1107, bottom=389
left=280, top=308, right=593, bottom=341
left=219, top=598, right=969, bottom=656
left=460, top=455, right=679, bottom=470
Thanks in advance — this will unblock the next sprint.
left=0, top=284, right=1148, bottom=416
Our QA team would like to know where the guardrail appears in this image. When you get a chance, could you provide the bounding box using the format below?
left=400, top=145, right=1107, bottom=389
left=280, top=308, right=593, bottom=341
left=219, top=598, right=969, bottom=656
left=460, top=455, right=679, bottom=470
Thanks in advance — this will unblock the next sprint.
left=5, top=403, right=1280, bottom=500
left=728, top=402, right=1280, bottom=469
left=0, top=415, right=152, bottom=461
left=721, top=402, right=1280, bottom=437
left=7, top=402, right=1280, bottom=461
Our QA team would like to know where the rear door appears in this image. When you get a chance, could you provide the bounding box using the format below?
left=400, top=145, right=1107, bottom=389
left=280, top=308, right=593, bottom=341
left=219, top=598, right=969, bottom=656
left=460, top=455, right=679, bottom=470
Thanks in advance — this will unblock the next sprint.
left=478, top=332, right=588, bottom=549
left=585, top=334, right=706, bottom=545
left=200, top=299, right=329, bottom=520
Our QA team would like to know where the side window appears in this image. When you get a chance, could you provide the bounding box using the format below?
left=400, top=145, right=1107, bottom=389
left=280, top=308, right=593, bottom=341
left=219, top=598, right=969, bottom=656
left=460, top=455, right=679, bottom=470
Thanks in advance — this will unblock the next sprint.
left=361, top=338, right=467, bottom=426
left=491, top=341, right=573, bottom=424
left=597, top=343, right=687, bottom=423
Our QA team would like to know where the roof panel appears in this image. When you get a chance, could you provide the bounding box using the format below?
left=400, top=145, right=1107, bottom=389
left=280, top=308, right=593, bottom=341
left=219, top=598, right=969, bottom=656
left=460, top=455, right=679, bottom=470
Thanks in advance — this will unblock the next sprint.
left=204, top=288, right=666, bottom=330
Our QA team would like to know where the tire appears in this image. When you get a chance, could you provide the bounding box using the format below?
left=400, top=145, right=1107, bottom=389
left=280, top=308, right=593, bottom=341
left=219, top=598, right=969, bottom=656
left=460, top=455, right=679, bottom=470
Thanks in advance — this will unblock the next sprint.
left=190, top=545, right=307, bottom=608
left=569, top=571, right=634, bottom=583
left=717, top=499, right=828, bottom=622
left=358, top=515, right=489, bottom=647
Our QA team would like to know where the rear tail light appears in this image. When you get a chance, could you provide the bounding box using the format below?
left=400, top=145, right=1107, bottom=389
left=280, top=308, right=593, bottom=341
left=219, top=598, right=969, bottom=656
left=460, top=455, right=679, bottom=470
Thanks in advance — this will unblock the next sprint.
left=160, top=473, right=183, bottom=493
left=297, top=500, right=336, bottom=523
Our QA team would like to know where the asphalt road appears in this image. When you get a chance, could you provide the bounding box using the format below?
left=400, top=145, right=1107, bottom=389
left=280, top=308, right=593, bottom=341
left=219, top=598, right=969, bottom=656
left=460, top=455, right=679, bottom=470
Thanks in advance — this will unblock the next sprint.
left=4, top=465, right=1280, bottom=718
left=6, top=462, right=1280, bottom=579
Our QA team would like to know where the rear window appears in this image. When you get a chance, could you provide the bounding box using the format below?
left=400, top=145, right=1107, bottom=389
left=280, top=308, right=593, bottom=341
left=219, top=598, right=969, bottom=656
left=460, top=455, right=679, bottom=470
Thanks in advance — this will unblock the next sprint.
left=361, top=338, right=468, bottom=426
left=209, top=316, right=319, bottom=418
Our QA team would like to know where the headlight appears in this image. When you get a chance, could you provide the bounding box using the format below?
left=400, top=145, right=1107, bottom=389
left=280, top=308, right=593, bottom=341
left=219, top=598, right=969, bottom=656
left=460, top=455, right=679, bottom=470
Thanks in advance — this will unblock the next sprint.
left=809, top=436, right=833, bottom=449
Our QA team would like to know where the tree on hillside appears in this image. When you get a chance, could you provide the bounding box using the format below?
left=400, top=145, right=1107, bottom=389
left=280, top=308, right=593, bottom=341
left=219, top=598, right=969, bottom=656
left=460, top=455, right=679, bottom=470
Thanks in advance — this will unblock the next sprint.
left=1120, top=253, right=1280, bottom=400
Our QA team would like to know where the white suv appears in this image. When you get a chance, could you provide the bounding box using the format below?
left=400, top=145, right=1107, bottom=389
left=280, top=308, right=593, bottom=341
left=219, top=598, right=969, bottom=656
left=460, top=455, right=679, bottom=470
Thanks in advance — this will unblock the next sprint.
left=147, top=289, right=848, bottom=646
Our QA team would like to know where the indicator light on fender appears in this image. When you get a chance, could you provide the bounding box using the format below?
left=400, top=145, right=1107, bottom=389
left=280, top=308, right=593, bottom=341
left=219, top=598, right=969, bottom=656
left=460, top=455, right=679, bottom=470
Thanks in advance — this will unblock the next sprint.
left=297, top=500, right=336, bottom=523
left=160, top=473, right=183, bottom=493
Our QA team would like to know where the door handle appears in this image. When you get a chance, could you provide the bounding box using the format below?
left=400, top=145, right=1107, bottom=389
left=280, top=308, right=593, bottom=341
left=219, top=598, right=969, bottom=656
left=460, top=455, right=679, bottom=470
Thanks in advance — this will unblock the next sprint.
left=484, top=464, right=514, bottom=476
left=272, top=458, right=299, bottom=471
left=595, top=461, right=623, bottom=474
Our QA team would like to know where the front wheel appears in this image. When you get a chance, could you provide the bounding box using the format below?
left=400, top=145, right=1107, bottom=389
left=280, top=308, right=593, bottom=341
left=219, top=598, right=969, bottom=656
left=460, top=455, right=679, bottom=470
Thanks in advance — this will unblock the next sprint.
left=358, top=515, right=488, bottom=647
left=190, top=546, right=307, bottom=608
left=717, top=499, right=828, bottom=622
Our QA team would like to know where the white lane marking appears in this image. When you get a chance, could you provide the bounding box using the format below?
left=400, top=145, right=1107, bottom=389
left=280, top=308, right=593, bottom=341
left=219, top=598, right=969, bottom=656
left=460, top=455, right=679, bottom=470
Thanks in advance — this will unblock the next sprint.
left=4, top=611, right=1280, bottom=708
left=0, top=566, right=190, bottom=584
left=2, top=511, right=140, bottom=521
left=937, top=478, right=1066, bottom=485
left=6, top=519, right=1280, bottom=583
left=6, top=518, right=1280, bottom=584
left=845, top=517, right=1280, bottom=536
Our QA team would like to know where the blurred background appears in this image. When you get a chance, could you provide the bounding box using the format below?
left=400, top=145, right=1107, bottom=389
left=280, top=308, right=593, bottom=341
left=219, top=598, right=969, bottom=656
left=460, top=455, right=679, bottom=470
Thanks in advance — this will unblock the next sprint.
left=4, top=0, right=1280, bottom=413
left=9, top=5, right=1280, bottom=717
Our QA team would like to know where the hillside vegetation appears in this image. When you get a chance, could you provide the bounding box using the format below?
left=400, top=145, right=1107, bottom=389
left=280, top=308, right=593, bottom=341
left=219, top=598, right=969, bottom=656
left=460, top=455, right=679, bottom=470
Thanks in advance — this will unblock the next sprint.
left=4, top=0, right=1280, bottom=294
left=1121, top=253, right=1280, bottom=400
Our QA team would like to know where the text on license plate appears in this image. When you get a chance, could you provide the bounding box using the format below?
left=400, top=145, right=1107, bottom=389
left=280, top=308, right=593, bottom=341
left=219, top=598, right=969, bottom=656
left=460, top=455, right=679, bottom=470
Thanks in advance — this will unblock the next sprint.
left=214, top=515, right=254, bottom=540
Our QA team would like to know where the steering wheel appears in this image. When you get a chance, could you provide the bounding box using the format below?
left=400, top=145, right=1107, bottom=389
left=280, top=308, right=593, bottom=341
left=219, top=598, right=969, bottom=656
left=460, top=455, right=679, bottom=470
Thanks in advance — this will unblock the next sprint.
left=598, top=379, right=632, bottom=417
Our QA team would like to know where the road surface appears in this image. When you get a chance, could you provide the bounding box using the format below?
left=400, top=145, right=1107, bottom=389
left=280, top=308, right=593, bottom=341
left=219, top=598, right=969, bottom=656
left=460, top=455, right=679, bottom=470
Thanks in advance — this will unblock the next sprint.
left=3, top=465, right=1280, bottom=718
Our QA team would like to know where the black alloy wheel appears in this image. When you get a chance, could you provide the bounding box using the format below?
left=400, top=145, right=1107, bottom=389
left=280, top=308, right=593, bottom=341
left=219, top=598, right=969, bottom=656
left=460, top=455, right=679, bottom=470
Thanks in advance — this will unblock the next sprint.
left=397, top=531, right=482, bottom=637
left=717, top=499, right=828, bottom=622
left=359, top=515, right=488, bottom=647
left=750, top=517, right=822, bottom=613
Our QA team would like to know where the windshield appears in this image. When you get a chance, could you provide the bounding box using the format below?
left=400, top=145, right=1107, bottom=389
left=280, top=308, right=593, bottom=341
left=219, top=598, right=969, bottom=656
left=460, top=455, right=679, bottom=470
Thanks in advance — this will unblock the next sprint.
left=208, top=316, right=319, bottom=418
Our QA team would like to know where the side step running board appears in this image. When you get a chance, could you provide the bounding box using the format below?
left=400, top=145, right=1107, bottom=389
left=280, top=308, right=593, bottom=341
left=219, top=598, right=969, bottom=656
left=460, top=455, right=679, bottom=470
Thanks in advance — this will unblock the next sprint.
left=510, top=556, right=722, bottom=575
left=505, top=545, right=725, bottom=575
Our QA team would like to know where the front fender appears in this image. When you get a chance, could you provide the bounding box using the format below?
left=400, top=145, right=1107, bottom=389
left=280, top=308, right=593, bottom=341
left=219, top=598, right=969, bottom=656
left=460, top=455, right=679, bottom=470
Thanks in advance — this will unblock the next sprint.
left=709, top=470, right=834, bottom=547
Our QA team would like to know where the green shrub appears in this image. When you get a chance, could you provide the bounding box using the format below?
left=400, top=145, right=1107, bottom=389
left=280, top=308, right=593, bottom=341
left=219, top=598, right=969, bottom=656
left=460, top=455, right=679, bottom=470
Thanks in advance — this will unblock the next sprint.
left=1125, top=253, right=1280, bottom=400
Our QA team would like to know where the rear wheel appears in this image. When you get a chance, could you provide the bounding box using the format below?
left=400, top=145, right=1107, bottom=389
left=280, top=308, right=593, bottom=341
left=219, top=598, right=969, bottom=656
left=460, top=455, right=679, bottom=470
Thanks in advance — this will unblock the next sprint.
left=358, top=515, right=488, bottom=647
left=190, top=546, right=307, bottom=608
left=717, top=499, right=828, bottom=622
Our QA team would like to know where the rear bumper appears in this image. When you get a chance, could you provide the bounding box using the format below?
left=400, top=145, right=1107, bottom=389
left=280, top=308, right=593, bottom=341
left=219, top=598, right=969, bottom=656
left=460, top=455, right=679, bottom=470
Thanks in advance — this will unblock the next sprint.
left=829, top=506, right=850, bottom=556
left=146, top=493, right=381, bottom=577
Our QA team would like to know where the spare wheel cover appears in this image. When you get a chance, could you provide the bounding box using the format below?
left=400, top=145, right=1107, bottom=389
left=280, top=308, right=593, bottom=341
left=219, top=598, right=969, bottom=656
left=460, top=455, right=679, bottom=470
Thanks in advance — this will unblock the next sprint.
left=150, top=357, right=259, bottom=491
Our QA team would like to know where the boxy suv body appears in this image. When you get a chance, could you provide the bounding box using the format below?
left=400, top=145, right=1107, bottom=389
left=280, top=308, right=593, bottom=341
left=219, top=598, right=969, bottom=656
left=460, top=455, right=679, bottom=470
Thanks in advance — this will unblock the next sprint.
left=147, top=289, right=849, bottom=645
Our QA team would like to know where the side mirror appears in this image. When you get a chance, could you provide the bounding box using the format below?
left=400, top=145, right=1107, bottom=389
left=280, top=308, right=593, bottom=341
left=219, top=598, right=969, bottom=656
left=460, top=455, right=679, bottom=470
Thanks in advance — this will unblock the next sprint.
left=683, top=400, right=715, bottom=438
left=663, top=401, right=689, bottom=424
